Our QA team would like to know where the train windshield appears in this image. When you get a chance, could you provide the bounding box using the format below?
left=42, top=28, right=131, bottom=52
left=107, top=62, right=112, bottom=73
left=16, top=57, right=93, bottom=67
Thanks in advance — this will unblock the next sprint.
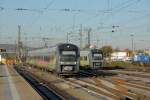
left=92, top=53, right=103, bottom=60
left=60, top=51, right=77, bottom=61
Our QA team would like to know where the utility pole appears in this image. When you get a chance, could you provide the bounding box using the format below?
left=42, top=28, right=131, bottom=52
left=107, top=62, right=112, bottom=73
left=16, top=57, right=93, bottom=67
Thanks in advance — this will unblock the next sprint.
left=66, top=32, right=70, bottom=43
left=130, top=34, right=134, bottom=55
left=17, top=25, right=23, bottom=62
left=87, top=28, right=92, bottom=47
left=17, top=25, right=21, bottom=58
left=72, top=15, right=76, bottom=32
left=79, top=24, right=83, bottom=49
left=66, top=33, right=68, bottom=43
left=96, top=39, right=100, bottom=48
left=101, top=39, right=104, bottom=47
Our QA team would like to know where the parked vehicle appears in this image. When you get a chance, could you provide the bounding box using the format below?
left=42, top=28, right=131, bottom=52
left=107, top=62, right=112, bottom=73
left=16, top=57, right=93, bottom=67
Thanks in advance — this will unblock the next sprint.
left=133, top=53, right=150, bottom=63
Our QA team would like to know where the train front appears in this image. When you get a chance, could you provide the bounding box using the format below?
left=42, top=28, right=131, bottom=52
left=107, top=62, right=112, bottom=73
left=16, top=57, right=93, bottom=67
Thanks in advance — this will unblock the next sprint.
left=57, top=43, right=80, bottom=75
left=91, top=49, right=103, bottom=69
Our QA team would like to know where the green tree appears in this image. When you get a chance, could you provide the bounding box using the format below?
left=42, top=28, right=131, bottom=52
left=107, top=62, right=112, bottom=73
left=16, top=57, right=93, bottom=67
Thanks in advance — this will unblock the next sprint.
left=136, top=50, right=149, bottom=56
left=100, top=45, right=113, bottom=57
left=136, top=50, right=144, bottom=54
left=123, top=48, right=132, bottom=56
left=114, top=47, right=120, bottom=52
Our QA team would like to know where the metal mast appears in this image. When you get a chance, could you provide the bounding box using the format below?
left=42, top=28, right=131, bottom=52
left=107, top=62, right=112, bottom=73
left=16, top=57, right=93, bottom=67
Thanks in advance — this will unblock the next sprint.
left=79, top=24, right=83, bottom=48
left=17, top=25, right=22, bottom=59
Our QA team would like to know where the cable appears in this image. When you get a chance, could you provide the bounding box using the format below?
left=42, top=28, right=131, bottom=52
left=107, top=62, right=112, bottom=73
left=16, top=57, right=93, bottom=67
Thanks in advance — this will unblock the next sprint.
left=86, top=0, right=141, bottom=24
left=29, top=0, right=55, bottom=26
left=0, top=6, right=4, bottom=11
left=60, top=0, right=141, bottom=34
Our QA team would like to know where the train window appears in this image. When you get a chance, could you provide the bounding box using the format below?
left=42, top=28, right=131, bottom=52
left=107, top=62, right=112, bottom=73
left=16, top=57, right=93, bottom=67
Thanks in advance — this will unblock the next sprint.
left=93, top=53, right=103, bottom=60
left=82, top=56, right=84, bottom=60
left=34, top=56, right=36, bottom=59
left=94, top=54, right=102, bottom=56
left=84, top=56, right=87, bottom=61
left=50, top=55, right=54, bottom=60
left=62, top=51, right=76, bottom=55
left=44, top=56, right=50, bottom=61
left=80, top=56, right=83, bottom=60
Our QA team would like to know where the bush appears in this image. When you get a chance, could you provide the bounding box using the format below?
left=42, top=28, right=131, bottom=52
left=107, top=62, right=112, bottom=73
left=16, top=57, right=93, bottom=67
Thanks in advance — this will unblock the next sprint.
left=108, top=61, right=132, bottom=67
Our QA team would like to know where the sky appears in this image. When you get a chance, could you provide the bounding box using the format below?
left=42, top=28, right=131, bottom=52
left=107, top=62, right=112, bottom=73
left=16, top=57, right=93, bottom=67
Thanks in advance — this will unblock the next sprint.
left=0, top=0, right=150, bottom=50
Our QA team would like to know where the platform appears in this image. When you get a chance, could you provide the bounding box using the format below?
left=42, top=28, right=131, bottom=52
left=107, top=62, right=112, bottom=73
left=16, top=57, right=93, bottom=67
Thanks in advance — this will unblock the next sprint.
left=0, top=65, right=43, bottom=100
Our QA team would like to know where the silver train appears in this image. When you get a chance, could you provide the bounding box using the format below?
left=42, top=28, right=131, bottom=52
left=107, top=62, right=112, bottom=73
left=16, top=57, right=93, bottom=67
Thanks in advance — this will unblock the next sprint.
left=80, top=49, right=103, bottom=69
left=27, top=43, right=80, bottom=75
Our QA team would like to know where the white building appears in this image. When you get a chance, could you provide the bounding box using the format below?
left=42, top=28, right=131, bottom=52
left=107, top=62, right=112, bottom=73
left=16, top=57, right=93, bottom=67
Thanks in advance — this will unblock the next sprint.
left=111, top=52, right=130, bottom=61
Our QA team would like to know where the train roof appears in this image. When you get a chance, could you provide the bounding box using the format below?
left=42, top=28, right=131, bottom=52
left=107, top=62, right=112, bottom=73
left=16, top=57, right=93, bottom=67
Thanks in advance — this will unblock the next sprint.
left=57, top=43, right=79, bottom=50
left=28, top=43, right=79, bottom=56
left=0, top=44, right=16, bottom=53
left=80, top=48, right=102, bottom=52
left=80, top=48, right=102, bottom=55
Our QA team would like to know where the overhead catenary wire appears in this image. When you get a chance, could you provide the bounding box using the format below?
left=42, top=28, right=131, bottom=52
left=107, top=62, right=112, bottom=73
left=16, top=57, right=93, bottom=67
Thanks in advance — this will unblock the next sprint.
left=0, top=0, right=145, bottom=37
left=29, top=0, right=55, bottom=27
left=81, top=0, right=141, bottom=26
left=0, top=0, right=138, bottom=34
left=59, top=0, right=141, bottom=35
left=1, top=0, right=149, bottom=47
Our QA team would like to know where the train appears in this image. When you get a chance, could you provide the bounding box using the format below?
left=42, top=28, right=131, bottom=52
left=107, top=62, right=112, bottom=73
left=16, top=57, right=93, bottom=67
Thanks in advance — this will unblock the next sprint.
left=80, top=49, right=103, bottom=69
left=27, top=43, right=80, bottom=75
left=0, top=52, right=16, bottom=65
left=0, top=54, right=2, bottom=64
left=0, top=53, right=6, bottom=64
left=133, top=53, right=150, bottom=63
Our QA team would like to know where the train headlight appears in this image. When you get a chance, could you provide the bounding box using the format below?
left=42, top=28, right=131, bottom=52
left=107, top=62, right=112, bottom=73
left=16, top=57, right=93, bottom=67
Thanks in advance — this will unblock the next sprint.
left=60, top=62, right=65, bottom=64
left=60, top=62, right=77, bottom=64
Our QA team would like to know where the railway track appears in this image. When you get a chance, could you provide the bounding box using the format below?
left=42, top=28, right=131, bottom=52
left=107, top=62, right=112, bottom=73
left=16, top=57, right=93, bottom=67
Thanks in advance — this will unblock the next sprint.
left=97, top=77, right=150, bottom=100
left=17, top=66, right=122, bottom=100
left=64, top=78, right=120, bottom=100
left=69, top=69, right=150, bottom=100
left=79, top=70, right=98, bottom=77
left=74, top=71, right=137, bottom=100
left=109, top=76, right=150, bottom=91
left=16, top=65, right=107, bottom=100
left=113, top=70, right=150, bottom=79
left=15, top=65, right=150, bottom=100
left=78, top=70, right=150, bottom=100
left=102, top=66, right=150, bottom=72
left=72, top=77, right=140, bottom=100
left=15, top=66, right=76, bottom=100
left=107, top=77, right=150, bottom=99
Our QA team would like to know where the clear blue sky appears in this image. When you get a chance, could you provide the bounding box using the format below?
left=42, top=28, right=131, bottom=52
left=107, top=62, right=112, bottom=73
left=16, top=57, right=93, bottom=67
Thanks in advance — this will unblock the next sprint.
left=0, top=0, right=150, bottom=49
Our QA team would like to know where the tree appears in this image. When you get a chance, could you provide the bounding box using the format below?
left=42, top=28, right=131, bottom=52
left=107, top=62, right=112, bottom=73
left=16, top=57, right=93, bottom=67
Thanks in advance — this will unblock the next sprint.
left=114, top=47, right=120, bottom=52
left=123, top=48, right=132, bottom=56
left=136, top=50, right=144, bottom=54
left=136, top=50, right=149, bottom=56
left=100, top=45, right=113, bottom=57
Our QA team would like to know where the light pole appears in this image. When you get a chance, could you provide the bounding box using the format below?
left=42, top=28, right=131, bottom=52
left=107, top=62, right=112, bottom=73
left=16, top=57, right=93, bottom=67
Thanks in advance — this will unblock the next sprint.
left=79, top=24, right=83, bottom=48
left=130, top=34, right=134, bottom=55
left=66, top=32, right=69, bottom=43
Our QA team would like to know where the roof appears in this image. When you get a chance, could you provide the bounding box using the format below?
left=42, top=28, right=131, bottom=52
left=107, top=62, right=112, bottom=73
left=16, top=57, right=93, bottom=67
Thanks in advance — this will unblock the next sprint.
left=0, top=44, right=17, bottom=52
